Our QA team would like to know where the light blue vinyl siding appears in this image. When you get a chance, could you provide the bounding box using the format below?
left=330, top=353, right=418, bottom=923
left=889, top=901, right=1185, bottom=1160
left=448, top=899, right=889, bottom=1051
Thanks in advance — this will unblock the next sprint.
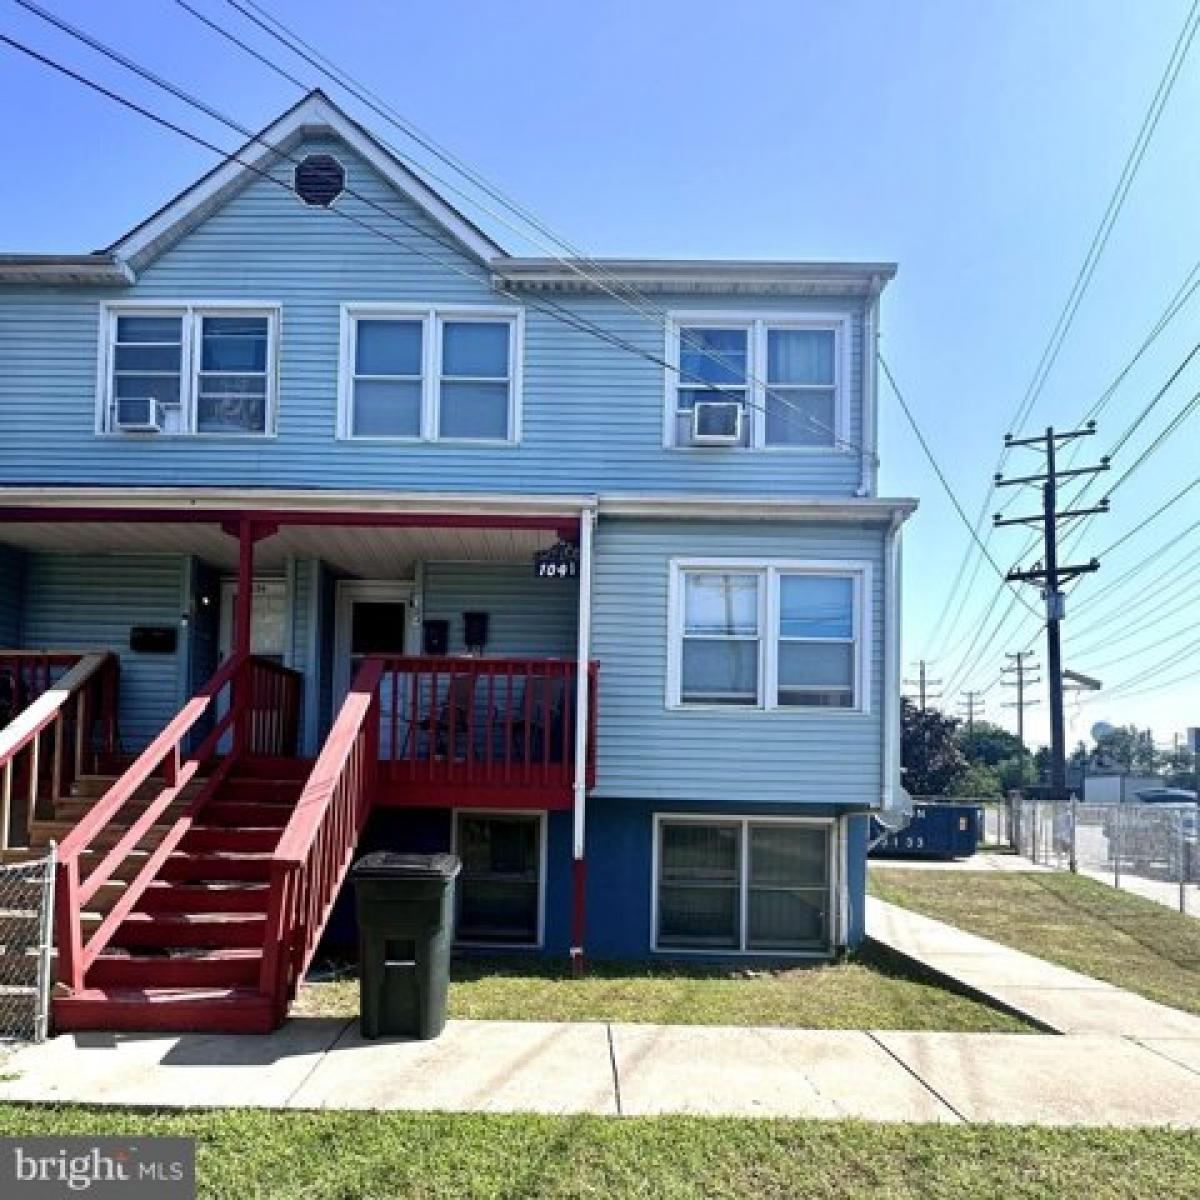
left=589, top=518, right=885, bottom=806
left=19, top=553, right=188, bottom=751
left=0, top=136, right=866, bottom=496
left=0, top=546, right=23, bottom=646
left=421, top=563, right=577, bottom=657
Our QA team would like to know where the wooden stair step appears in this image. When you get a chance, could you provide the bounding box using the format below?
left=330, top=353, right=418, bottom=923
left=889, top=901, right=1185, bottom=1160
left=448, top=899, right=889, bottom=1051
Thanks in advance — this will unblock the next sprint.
left=159, top=853, right=274, bottom=884
left=110, top=912, right=268, bottom=950
left=135, top=882, right=270, bottom=914
left=220, top=778, right=305, bottom=803
left=70, top=776, right=206, bottom=801
left=179, top=827, right=282, bottom=854
left=202, top=801, right=294, bottom=828
left=30, top=820, right=172, bottom=851
left=53, top=985, right=276, bottom=1033
left=88, top=948, right=261, bottom=989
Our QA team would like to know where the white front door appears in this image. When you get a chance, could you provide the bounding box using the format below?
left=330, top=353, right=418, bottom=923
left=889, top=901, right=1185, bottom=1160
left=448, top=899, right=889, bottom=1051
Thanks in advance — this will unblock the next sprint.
left=218, top=579, right=288, bottom=662
left=216, top=579, right=288, bottom=750
left=333, top=581, right=416, bottom=756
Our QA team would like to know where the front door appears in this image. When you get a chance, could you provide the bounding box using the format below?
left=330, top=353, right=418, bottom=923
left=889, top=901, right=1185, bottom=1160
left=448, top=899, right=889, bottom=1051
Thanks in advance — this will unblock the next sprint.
left=217, top=579, right=287, bottom=750
left=334, top=582, right=415, bottom=756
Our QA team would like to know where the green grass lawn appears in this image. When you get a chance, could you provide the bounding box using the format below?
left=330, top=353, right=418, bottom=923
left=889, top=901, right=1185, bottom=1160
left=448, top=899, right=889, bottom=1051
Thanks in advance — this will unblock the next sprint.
left=869, top=868, right=1200, bottom=1016
left=295, top=950, right=1029, bottom=1031
left=0, top=1105, right=1195, bottom=1199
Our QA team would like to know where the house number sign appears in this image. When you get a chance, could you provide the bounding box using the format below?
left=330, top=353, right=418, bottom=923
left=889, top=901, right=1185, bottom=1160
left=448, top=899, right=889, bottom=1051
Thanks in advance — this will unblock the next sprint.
left=534, top=541, right=579, bottom=580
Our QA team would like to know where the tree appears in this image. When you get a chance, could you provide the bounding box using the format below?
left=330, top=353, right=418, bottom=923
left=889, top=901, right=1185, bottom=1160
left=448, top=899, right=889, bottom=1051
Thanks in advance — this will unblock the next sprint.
left=957, top=721, right=1025, bottom=768
left=958, top=761, right=1003, bottom=798
left=1091, top=725, right=1159, bottom=773
left=901, top=700, right=968, bottom=795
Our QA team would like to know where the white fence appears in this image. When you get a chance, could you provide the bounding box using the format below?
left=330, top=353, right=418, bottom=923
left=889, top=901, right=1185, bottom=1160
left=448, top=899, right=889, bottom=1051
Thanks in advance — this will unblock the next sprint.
left=1014, top=798, right=1199, bottom=917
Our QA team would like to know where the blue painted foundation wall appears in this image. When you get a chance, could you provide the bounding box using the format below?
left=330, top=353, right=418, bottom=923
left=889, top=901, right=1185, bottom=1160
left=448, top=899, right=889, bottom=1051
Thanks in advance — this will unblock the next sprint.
left=585, top=799, right=868, bottom=959
left=322, top=800, right=867, bottom=962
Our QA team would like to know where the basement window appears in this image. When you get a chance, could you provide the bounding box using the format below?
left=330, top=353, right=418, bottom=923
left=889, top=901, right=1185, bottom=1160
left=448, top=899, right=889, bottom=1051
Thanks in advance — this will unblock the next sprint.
left=654, top=817, right=832, bottom=953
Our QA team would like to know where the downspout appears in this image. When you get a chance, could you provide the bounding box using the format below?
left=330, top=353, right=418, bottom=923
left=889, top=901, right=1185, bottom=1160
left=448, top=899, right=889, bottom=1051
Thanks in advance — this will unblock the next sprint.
left=856, top=276, right=884, bottom=498
left=878, top=511, right=911, bottom=834
left=570, top=504, right=596, bottom=972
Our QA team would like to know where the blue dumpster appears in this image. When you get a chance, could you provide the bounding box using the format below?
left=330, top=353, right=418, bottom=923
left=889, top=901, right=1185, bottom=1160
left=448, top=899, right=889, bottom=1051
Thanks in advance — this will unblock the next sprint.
left=870, top=803, right=981, bottom=859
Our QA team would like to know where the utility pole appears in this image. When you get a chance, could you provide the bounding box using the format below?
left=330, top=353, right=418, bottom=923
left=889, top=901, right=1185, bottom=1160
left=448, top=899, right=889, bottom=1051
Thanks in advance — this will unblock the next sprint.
left=958, top=690, right=985, bottom=735
left=1001, top=650, right=1042, bottom=750
left=903, top=659, right=943, bottom=712
left=995, top=424, right=1109, bottom=801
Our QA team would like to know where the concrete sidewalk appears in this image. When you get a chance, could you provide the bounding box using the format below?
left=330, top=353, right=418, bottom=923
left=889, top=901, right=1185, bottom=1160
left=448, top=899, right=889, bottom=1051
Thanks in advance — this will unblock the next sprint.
left=869, top=852, right=1050, bottom=873
left=866, top=896, right=1200, bottom=1037
left=2, top=1016, right=1200, bottom=1126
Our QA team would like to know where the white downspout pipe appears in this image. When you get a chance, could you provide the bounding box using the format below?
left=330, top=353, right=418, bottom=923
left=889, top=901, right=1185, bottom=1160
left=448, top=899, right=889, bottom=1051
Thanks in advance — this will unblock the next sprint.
left=881, top=512, right=905, bottom=817
left=570, top=505, right=596, bottom=968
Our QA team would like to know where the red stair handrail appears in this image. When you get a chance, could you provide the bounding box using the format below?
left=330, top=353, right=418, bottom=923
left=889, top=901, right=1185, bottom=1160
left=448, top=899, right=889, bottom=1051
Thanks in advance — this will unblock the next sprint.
left=260, top=657, right=382, bottom=1018
left=53, top=653, right=296, bottom=991
left=0, top=651, right=119, bottom=853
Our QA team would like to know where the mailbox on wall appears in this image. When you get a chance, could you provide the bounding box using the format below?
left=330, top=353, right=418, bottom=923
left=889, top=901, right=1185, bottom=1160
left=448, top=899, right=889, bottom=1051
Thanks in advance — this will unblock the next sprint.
left=129, top=626, right=178, bottom=654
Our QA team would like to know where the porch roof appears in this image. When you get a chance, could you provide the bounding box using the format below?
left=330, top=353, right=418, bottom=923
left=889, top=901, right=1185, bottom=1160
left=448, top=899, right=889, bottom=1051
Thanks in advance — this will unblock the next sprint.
left=0, top=488, right=589, bottom=575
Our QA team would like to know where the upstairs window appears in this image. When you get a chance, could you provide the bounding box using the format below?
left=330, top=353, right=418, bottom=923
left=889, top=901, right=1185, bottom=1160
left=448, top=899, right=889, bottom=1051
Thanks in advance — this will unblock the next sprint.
left=340, top=305, right=521, bottom=443
left=673, top=326, right=751, bottom=448
left=668, top=560, right=869, bottom=712
left=101, top=306, right=277, bottom=436
left=668, top=316, right=846, bottom=450
left=350, top=319, right=423, bottom=437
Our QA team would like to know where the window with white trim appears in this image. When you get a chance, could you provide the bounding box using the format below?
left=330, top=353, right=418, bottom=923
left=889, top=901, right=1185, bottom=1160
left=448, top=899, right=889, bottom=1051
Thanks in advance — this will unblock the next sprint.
left=340, top=306, right=521, bottom=442
left=101, top=306, right=277, bottom=436
left=655, top=817, right=832, bottom=953
left=668, top=316, right=844, bottom=449
left=669, top=561, right=868, bottom=711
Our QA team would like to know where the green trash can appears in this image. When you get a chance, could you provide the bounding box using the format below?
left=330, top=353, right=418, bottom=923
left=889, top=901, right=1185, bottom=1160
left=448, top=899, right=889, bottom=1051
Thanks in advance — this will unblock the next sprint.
left=352, top=852, right=461, bottom=1040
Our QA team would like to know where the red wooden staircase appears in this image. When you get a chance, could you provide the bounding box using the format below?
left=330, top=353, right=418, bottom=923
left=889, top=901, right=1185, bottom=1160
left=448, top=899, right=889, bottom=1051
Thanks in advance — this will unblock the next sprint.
left=51, top=654, right=378, bottom=1034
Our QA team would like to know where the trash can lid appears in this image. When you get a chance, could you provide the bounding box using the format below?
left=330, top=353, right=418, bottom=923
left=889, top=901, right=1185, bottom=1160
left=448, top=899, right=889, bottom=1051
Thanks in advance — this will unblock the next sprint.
left=352, top=852, right=461, bottom=881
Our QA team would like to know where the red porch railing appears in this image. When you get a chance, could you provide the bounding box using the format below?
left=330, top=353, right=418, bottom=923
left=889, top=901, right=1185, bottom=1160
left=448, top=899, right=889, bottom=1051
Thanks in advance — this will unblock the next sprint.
left=240, top=657, right=303, bottom=758
left=0, top=652, right=119, bottom=852
left=373, top=656, right=598, bottom=805
left=260, top=658, right=381, bottom=1021
left=53, top=653, right=301, bottom=992
left=0, top=651, right=109, bottom=730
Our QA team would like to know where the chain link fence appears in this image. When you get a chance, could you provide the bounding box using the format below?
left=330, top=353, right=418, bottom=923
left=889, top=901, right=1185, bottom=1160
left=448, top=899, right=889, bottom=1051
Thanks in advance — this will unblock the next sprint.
left=0, top=846, right=55, bottom=1043
left=1015, top=797, right=1199, bottom=917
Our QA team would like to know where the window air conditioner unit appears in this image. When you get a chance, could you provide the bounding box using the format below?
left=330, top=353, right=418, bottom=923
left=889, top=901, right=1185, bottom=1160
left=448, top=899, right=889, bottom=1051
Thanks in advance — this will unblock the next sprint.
left=690, top=400, right=743, bottom=445
left=115, top=396, right=164, bottom=432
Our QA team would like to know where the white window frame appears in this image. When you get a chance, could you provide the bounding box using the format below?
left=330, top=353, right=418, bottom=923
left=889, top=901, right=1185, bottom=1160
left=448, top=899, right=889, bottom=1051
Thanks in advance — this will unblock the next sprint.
left=663, top=311, right=850, bottom=452
left=450, top=808, right=547, bottom=949
left=650, top=813, right=839, bottom=957
left=338, top=303, right=524, bottom=444
left=97, top=301, right=279, bottom=438
left=666, top=558, right=872, bottom=714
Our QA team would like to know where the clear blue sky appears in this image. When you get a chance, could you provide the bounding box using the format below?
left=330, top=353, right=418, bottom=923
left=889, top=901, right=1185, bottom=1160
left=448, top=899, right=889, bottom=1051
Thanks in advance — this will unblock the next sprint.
left=3, top=0, right=1198, bottom=751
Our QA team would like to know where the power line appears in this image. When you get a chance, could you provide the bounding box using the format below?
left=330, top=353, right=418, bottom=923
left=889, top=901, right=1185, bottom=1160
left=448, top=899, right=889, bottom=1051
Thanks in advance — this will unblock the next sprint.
left=1094, top=475, right=1200, bottom=559
left=165, top=0, right=867, bottom=457
left=995, top=425, right=1110, bottom=799
left=921, top=0, right=1200, bottom=662
left=878, top=356, right=1040, bottom=619
left=1, top=16, right=858, bottom=452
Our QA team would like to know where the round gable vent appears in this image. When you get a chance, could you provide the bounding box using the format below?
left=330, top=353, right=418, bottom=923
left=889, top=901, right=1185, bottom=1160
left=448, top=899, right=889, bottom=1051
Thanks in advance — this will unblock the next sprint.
left=294, top=154, right=345, bottom=207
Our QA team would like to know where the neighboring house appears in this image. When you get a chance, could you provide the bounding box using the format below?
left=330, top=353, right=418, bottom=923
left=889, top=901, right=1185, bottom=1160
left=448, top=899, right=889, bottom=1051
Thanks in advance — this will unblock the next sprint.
left=0, top=92, right=915, bottom=1032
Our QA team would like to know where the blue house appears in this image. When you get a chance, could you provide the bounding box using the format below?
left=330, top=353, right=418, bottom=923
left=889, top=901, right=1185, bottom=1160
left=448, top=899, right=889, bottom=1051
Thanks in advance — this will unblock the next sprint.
left=0, top=92, right=915, bottom=1032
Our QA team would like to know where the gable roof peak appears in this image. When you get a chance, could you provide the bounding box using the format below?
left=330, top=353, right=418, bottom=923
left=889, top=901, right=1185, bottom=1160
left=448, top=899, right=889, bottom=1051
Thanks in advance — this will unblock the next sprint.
left=107, top=88, right=505, bottom=271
